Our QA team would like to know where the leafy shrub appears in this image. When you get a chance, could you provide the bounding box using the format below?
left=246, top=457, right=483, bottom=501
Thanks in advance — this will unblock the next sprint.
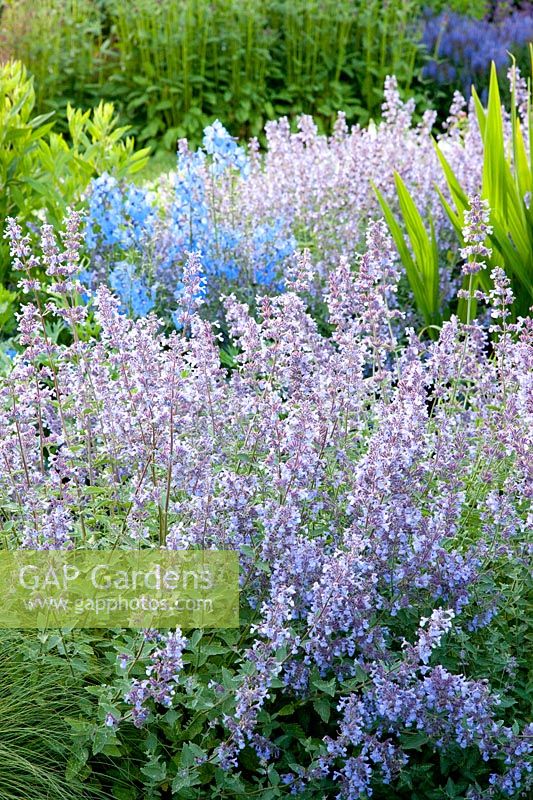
left=0, top=59, right=149, bottom=288
left=1, top=210, right=531, bottom=798
left=0, top=60, right=54, bottom=281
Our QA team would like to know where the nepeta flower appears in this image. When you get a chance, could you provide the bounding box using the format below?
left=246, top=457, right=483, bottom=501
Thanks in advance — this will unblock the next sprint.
left=416, top=608, right=456, bottom=664
left=125, top=629, right=187, bottom=727
left=461, top=195, right=493, bottom=274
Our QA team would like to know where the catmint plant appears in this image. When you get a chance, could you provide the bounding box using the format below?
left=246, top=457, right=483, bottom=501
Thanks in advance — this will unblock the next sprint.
left=1, top=208, right=531, bottom=798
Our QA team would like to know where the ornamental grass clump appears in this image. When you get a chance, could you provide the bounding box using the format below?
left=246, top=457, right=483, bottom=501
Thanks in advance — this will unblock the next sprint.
left=1, top=208, right=531, bottom=797
left=0, top=629, right=109, bottom=800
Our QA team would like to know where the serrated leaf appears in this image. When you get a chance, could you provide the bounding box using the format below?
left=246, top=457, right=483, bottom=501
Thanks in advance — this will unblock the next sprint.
left=310, top=676, right=336, bottom=697
left=401, top=731, right=430, bottom=750
left=313, top=696, right=331, bottom=723
left=141, top=757, right=167, bottom=783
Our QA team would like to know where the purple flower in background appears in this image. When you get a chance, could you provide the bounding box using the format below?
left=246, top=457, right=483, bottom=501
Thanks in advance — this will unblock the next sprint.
left=422, top=5, right=533, bottom=98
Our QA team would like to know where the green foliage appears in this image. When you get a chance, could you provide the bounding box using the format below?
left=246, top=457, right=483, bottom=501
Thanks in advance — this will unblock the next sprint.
left=1, top=0, right=426, bottom=149
left=378, top=58, right=533, bottom=326
left=0, top=61, right=55, bottom=229
left=436, top=60, right=533, bottom=319
left=374, top=173, right=441, bottom=332
left=67, top=546, right=532, bottom=800
left=0, top=60, right=149, bottom=285
left=0, top=285, right=18, bottom=336
left=422, top=0, right=489, bottom=18
left=0, top=629, right=104, bottom=800
left=0, top=0, right=103, bottom=117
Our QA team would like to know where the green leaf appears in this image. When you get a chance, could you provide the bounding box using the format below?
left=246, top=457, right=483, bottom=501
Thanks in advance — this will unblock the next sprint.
left=400, top=731, right=430, bottom=750
left=394, top=171, right=440, bottom=323
left=276, top=703, right=296, bottom=717
left=433, top=142, right=469, bottom=224
left=313, top=696, right=331, bottom=723
left=310, top=676, right=336, bottom=697
left=179, top=742, right=207, bottom=768
left=141, top=757, right=167, bottom=783
left=374, top=176, right=441, bottom=329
